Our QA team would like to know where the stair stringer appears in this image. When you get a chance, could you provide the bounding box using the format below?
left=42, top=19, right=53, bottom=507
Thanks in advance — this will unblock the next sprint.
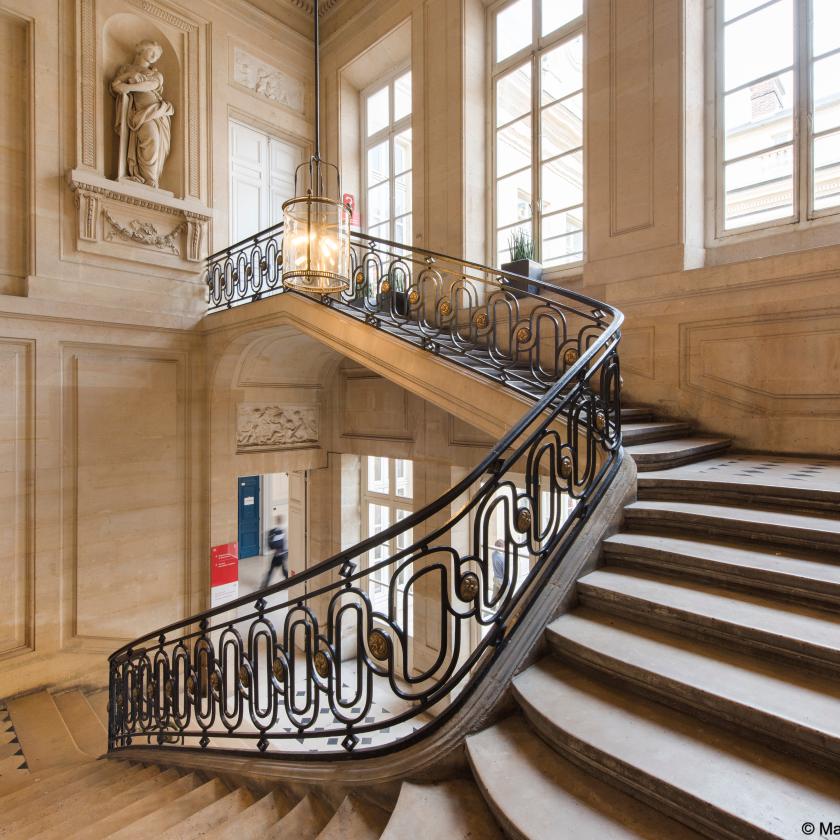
left=115, top=455, right=636, bottom=802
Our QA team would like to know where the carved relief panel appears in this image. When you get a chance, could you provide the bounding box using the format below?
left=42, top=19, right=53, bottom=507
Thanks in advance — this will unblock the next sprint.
left=237, top=404, right=320, bottom=452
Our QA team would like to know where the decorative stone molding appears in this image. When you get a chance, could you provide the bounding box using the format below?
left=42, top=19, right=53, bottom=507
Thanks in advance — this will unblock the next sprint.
left=232, top=46, right=305, bottom=113
left=68, top=169, right=211, bottom=271
left=103, top=210, right=186, bottom=254
left=237, top=404, right=319, bottom=451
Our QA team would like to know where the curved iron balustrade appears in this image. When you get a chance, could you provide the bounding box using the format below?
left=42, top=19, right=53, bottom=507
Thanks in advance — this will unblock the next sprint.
left=108, top=228, right=623, bottom=760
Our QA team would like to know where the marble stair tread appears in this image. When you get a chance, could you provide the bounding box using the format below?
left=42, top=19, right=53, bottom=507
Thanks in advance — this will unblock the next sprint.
left=381, top=780, right=503, bottom=840
left=51, top=691, right=107, bottom=758
left=548, top=608, right=840, bottom=764
left=6, top=692, right=89, bottom=771
left=513, top=658, right=840, bottom=840
left=620, top=406, right=655, bottom=421
left=0, top=760, right=123, bottom=824
left=0, top=756, right=28, bottom=797
left=577, top=568, right=840, bottom=671
left=637, top=456, right=840, bottom=512
left=603, top=532, right=840, bottom=605
left=622, top=421, right=693, bottom=445
left=158, top=786, right=255, bottom=839
left=107, top=778, right=231, bottom=839
left=0, top=759, right=111, bottom=811
left=212, top=790, right=294, bottom=839
left=83, top=690, right=109, bottom=729
left=264, top=793, right=332, bottom=839
left=18, top=766, right=170, bottom=840
left=68, top=772, right=203, bottom=840
left=316, top=794, right=390, bottom=840
left=0, top=763, right=152, bottom=836
left=624, top=499, right=840, bottom=551
left=466, top=715, right=703, bottom=839
left=0, top=743, right=21, bottom=762
left=626, top=437, right=731, bottom=470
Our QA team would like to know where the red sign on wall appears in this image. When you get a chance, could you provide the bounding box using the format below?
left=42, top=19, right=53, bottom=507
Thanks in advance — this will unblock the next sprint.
left=343, top=192, right=361, bottom=227
left=210, top=543, right=238, bottom=606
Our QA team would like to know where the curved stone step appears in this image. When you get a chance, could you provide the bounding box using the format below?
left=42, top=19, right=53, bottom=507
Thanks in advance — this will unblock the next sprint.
left=51, top=691, right=107, bottom=759
left=626, top=438, right=731, bottom=471
left=316, top=794, right=390, bottom=840
left=212, top=790, right=295, bottom=839
left=467, top=715, right=703, bottom=839
left=67, top=772, right=202, bottom=840
left=26, top=767, right=176, bottom=840
left=603, top=532, right=840, bottom=607
left=548, top=608, right=840, bottom=767
left=577, top=568, right=840, bottom=673
left=0, top=760, right=109, bottom=812
left=381, top=780, right=503, bottom=840
left=106, top=778, right=231, bottom=839
left=265, top=793, right=331, bottom=839
left=514, top=658, right=840, bottom=840
left=1, top=763, right=157, bottom=838
left=637, top=456, right=840, bottom=514
left=621, top=406, right=655, bottom=422
left=158, top=786, right=255, bottom=839
left=0, top=760, right=131, bottom=828
left=623, top=500, right=840, bottom=552
left=622, top=422, right=693, bottom=445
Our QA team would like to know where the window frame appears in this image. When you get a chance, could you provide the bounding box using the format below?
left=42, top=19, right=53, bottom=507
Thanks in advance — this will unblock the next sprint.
left=360, top=456, right=415, bottom=628
left=488, top=0, right=586, bottom=275
left=711, top=0, right=840, bottom=244
left=360, top=64, right=413, bottom=246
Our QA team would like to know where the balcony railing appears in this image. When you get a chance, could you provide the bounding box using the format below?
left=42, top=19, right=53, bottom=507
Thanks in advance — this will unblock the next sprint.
left=107, top=227, right=623, bottom=761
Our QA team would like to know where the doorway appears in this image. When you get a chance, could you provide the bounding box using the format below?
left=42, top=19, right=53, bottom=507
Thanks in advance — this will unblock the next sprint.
left=237, top=476, right=261, bottom=558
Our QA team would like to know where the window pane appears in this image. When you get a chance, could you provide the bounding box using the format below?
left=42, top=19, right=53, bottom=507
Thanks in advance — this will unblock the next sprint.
left=395, top=509, right=413, bottom=552
left=496, top=0, right=532, bottom=62
left=394, top=173, right=412, bottom=216
left=496, top=64, right=531, bottom=126
left=497, top=221, right=531, bottom=265
left=724, top=145, right=794, bottom=228
left=367, top=141, right=389, bottom=186
left=723, top=71, right=793, bottom=160
left=813, top=54, right=840, bottom=135
left=367, top=182, right=390, bottom=227
left=542, top=94, right=583, bottom=160
left=724, top=0, right=771, bottom=22
left=394, top=71, right=412, bottom=120
left=497, top=168, right=532, bottom=227
left=367, top=86, right=389, bottom=136
left=395, top=459, right=413, bottom=498
left=542, top=209, right=583, bottom=266
left=368, top=503, right=390, bottom=565
left=542, top=0, right=582, bottom=36
left=394, top=213, right=412, bottom=246
left=813, top=0, right=840, bottom=59
left=813, top=131, right=840, bottom=211
left=394, top=129, right=412, bottom=174
left=497, top=116, right=532, bottom=177
left=541, top=151, right=583, bottom=212
left=369, top=222, right=389, bottom=240
left=723, top=0, right=792, bottom=92
left=367, top=456, right=389, bottom=493
left=541, top=35, right=583, bottom=105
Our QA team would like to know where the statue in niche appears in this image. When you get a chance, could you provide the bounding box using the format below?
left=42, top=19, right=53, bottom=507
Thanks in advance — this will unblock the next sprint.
left=110, top=40, right=174, bottom=189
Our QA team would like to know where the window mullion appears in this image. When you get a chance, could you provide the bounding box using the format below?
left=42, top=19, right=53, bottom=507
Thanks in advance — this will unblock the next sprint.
left=801, top=0, right=813, bottom=218
left=532, top=50, right=541, bottom=260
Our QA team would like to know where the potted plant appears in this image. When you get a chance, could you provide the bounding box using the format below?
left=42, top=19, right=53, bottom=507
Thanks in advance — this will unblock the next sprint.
left=500, top=229, right=542, bottom=297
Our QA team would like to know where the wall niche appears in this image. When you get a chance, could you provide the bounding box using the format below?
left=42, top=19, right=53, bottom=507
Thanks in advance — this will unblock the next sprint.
left=68, top=0, right=210, bottom=273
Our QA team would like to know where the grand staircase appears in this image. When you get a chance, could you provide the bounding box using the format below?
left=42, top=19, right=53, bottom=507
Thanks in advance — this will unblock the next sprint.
left=3, top=405, right=838, bottom=837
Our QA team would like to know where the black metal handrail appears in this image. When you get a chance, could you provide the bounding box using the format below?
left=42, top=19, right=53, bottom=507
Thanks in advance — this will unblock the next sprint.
left=107, top=229, right=623, bottom=760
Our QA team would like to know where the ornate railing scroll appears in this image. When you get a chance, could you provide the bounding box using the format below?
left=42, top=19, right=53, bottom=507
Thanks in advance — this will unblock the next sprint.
left=107, top=229, right=623, bottom=760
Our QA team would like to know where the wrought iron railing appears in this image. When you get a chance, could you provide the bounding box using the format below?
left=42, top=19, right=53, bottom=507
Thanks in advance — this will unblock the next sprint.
left=107, top=228, right=623, bottom=760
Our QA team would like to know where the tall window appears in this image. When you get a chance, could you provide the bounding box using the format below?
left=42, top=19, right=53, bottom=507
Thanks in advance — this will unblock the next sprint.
left=361, top=457, right=414, bottom=634
left=716, top=0, right=840, bottom=233
left=362, top=70, right=412, bottom=247
left=229, top=120, right=303, bottom=242
left=490, top=0, right=584, bottom=268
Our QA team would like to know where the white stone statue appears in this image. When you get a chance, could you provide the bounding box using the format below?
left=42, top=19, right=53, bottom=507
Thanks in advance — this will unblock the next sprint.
left=110, top=40, right=174, bottom=189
